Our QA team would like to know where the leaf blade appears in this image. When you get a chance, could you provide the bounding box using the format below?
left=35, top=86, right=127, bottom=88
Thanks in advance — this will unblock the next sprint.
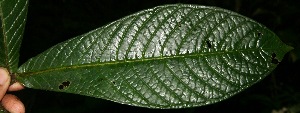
left=0, top=0, right=28, bottom=72
left=17, top=4, right=292, bottom=108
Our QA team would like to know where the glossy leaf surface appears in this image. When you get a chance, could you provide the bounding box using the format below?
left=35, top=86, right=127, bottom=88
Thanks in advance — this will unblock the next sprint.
left=0, top=0, right=28, bottom=72
left=17, top=4, right=292, bottom=108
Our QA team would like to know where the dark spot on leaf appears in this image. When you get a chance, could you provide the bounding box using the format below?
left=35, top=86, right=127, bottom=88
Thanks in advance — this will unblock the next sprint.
left=271, top=59, right=279, bottom=64
left=257, top=32, right=262, bottom=37
left=59, top=85, right=64, bottom=90
left=271, top=53, right=280, bottom=64
left=112, top=81, right=116, bottom=84
left=206, top=41, right=212, bottom=48
left=59, top=81, right=70, bottom=90
left=62, top=81, right=70, bottom=87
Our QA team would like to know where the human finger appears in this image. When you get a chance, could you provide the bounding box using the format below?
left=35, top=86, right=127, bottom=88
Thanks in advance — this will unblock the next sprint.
left=8, top=82, right=25, bottom=92
left=0, top=68, right=10, bottom=100
left=1, top=94, right=25, bottom=113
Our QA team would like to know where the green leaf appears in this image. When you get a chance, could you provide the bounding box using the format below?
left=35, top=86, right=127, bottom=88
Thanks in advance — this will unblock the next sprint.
left=17, top=4, right=293, bottom=108
left=0, top=0, right=28, bottom=72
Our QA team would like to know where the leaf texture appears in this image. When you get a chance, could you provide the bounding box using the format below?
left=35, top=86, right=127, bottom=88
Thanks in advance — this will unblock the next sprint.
left=17, top=4, right=292, bottom=108
left=0, top=0, right=28, bottom=72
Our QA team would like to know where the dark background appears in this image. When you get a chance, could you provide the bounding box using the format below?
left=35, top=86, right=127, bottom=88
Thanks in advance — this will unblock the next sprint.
left=14, top=0, right=300, bottom=113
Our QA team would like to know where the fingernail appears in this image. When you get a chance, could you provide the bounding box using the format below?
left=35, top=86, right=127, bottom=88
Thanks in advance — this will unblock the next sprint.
left=0, top=67, right=9, bottom=85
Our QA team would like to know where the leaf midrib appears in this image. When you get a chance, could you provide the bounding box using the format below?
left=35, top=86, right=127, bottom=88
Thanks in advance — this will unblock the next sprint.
left=18, top=47, right=271, bottom=76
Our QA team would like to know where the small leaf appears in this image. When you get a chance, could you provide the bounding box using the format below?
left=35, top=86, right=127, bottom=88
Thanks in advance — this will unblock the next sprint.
left=17, top=4, right=293, bottom=108
left=0, top=0, right=28, bottom=72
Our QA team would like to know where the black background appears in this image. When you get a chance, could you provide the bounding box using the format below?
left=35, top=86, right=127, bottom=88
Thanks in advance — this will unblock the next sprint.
left=14, top=0, right=300, bottom=113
